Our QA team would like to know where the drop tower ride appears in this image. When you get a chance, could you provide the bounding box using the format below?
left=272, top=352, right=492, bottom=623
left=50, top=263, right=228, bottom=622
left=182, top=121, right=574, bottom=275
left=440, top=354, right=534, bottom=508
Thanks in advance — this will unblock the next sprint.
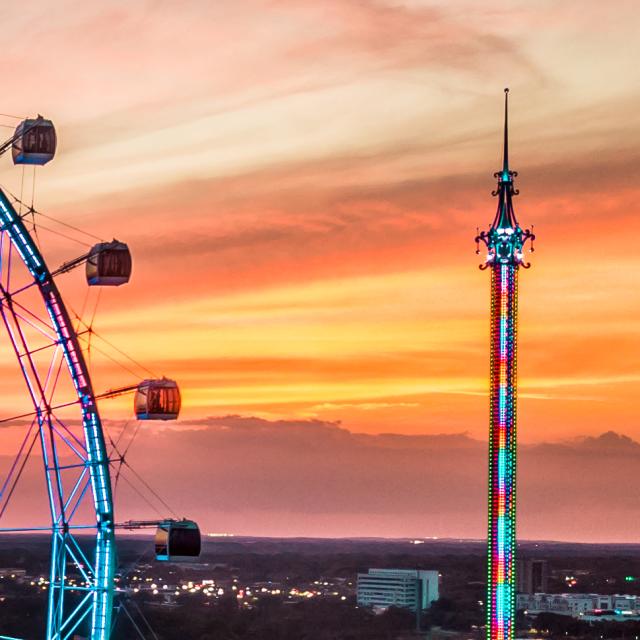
left=475, top=89, right=534, bottom=640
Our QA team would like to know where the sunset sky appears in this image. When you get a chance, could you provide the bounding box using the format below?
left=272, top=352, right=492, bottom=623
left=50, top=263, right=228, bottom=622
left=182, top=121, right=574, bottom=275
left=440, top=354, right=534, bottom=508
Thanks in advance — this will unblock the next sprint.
left=1, top=0, right=640, bottom=540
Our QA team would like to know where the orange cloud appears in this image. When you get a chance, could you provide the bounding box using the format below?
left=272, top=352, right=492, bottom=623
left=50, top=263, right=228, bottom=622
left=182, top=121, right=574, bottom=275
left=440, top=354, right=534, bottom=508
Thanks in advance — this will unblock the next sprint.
left=0, top=3, right=638, bottom=483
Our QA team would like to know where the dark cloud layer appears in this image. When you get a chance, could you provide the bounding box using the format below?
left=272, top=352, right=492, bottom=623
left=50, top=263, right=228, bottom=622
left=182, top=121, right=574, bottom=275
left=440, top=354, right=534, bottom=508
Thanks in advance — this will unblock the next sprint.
left=2, top=416, right=638, bottom=540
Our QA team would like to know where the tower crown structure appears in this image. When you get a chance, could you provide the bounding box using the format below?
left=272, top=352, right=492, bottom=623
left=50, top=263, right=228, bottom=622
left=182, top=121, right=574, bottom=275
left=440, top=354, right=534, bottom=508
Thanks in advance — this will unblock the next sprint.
left=476, top=89, right=534, bottom=268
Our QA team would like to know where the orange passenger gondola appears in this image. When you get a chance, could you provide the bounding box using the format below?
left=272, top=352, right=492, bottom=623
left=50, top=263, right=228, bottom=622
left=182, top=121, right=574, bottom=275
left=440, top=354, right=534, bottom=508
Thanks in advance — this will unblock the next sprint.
left=134, top=378, right=181, bottom=420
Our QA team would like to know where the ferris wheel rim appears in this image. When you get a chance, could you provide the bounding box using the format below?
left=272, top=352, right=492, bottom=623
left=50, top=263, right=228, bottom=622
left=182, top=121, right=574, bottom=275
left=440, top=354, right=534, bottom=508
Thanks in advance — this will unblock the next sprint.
left=0, top=187, right=115, bottom=640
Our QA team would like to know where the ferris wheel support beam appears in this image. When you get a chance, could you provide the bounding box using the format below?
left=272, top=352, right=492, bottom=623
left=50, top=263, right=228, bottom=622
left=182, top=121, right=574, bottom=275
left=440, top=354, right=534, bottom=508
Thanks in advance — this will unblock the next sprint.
left=0, top=189, right=115, bottom=640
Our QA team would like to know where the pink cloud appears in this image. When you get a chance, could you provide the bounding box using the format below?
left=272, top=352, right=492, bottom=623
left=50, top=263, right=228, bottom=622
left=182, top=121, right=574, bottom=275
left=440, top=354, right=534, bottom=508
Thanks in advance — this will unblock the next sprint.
left=5, top=416, right=638, bottom=540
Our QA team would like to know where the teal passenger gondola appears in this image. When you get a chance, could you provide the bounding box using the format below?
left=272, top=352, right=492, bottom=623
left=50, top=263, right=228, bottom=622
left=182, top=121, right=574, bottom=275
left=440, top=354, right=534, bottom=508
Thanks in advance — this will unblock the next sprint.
left=155, top=519, right=201, bottom=561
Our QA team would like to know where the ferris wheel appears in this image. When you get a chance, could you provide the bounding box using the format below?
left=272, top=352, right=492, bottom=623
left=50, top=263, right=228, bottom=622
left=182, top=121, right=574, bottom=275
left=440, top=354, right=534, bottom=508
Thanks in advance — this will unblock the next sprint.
left=0, top=118, right=199, bottom=640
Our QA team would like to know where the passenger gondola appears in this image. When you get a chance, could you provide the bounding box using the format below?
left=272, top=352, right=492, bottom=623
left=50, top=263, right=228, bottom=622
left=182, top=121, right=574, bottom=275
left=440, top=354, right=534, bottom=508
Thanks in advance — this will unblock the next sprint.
left=134, top=378, right=181, bottom=420
left=12, top=117, right=57, bottom=165
left=155, top=519, right=201, bottom=561
left=85, top=240, right=132, bottom=286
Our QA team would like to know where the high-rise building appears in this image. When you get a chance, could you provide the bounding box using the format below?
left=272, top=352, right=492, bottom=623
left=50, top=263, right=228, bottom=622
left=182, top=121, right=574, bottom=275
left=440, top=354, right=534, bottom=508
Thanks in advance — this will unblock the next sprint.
left=475, top=89, right=535, bottom=640
left=356, top=568, right=439, bottom=612
left=517, top=559, right=549, bottom=594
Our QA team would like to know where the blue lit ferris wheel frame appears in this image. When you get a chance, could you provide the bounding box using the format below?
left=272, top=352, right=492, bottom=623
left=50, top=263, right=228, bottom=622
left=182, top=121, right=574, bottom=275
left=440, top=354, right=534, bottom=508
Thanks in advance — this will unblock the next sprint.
left=0, top=187, right=115, bottom=640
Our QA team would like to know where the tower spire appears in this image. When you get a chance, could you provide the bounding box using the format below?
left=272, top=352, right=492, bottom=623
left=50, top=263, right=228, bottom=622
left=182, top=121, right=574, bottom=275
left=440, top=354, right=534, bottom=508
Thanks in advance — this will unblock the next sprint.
left=502, top=88, right=509, bottom=174
left=490, top=89, right=519, bottom=232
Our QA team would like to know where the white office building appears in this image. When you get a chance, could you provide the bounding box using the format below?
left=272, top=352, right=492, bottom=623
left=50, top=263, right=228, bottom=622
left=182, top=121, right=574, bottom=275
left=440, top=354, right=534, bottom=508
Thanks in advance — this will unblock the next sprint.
left=357, top=568, right=439, bottom=612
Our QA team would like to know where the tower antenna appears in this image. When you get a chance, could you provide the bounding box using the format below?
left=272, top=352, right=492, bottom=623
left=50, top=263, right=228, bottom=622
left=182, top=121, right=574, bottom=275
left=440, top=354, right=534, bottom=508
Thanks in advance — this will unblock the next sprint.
left=502, top=88, right=509, bottom=174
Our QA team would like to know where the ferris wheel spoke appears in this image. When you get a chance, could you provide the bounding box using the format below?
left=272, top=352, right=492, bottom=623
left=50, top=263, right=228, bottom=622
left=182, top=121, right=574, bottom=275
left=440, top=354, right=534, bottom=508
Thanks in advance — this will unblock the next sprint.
left=67, top=534, right=96, bottom=578
left=0, top=304, right=43, bottom=408
left=38, top=424, right=59, bottom=530
left=0, top=228, right=5, bottom=285
left=5, top=309, right=57, bottom=386
left=5, top=231, right=12, bottom=291
left=63, top=537, right=94, bottom=585
left=0, top=526, right=54, bottom=532
left=59, top=592, right=94, bottom=640
left=44, top=433, right=97, bottom=533
left=38, top=344, right=63, bottom=403
left=46, top=353, right=67, bottom=407
left=0, top=296, right=78, bottom=502
left=48, top=532, right=66, bottom=634
left=0, top=424, right=39, bottom=519
left=58, top=466, right=89, bottom=518
left=17, top=338, right=63, bottom=360
left=49, top=416, right=88, bottom=461
left=59, top=472, right=91, bottom=524
left=0, top=415, right=37, bottom=501
left=6, top=277, right=43, bottom=300
left=41, top=419, right=68, bottom=527
left=52, top=462, right=91, bottom=471
left=3, top=300, right=57, bottom=342
left=0, top=525, right=96, bottom=532
left=0, top=399, right=83, bottom=425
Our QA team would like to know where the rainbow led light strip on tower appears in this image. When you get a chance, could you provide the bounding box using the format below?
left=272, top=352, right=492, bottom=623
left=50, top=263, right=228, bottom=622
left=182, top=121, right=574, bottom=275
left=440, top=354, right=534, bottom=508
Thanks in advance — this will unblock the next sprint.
left=475, top=89, right=534, bottom=640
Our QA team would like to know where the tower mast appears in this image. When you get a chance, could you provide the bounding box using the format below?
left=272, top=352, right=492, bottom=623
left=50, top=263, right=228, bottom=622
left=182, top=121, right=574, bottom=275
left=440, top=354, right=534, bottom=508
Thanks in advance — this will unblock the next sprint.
left=475, top=89, right=534, bottom=640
